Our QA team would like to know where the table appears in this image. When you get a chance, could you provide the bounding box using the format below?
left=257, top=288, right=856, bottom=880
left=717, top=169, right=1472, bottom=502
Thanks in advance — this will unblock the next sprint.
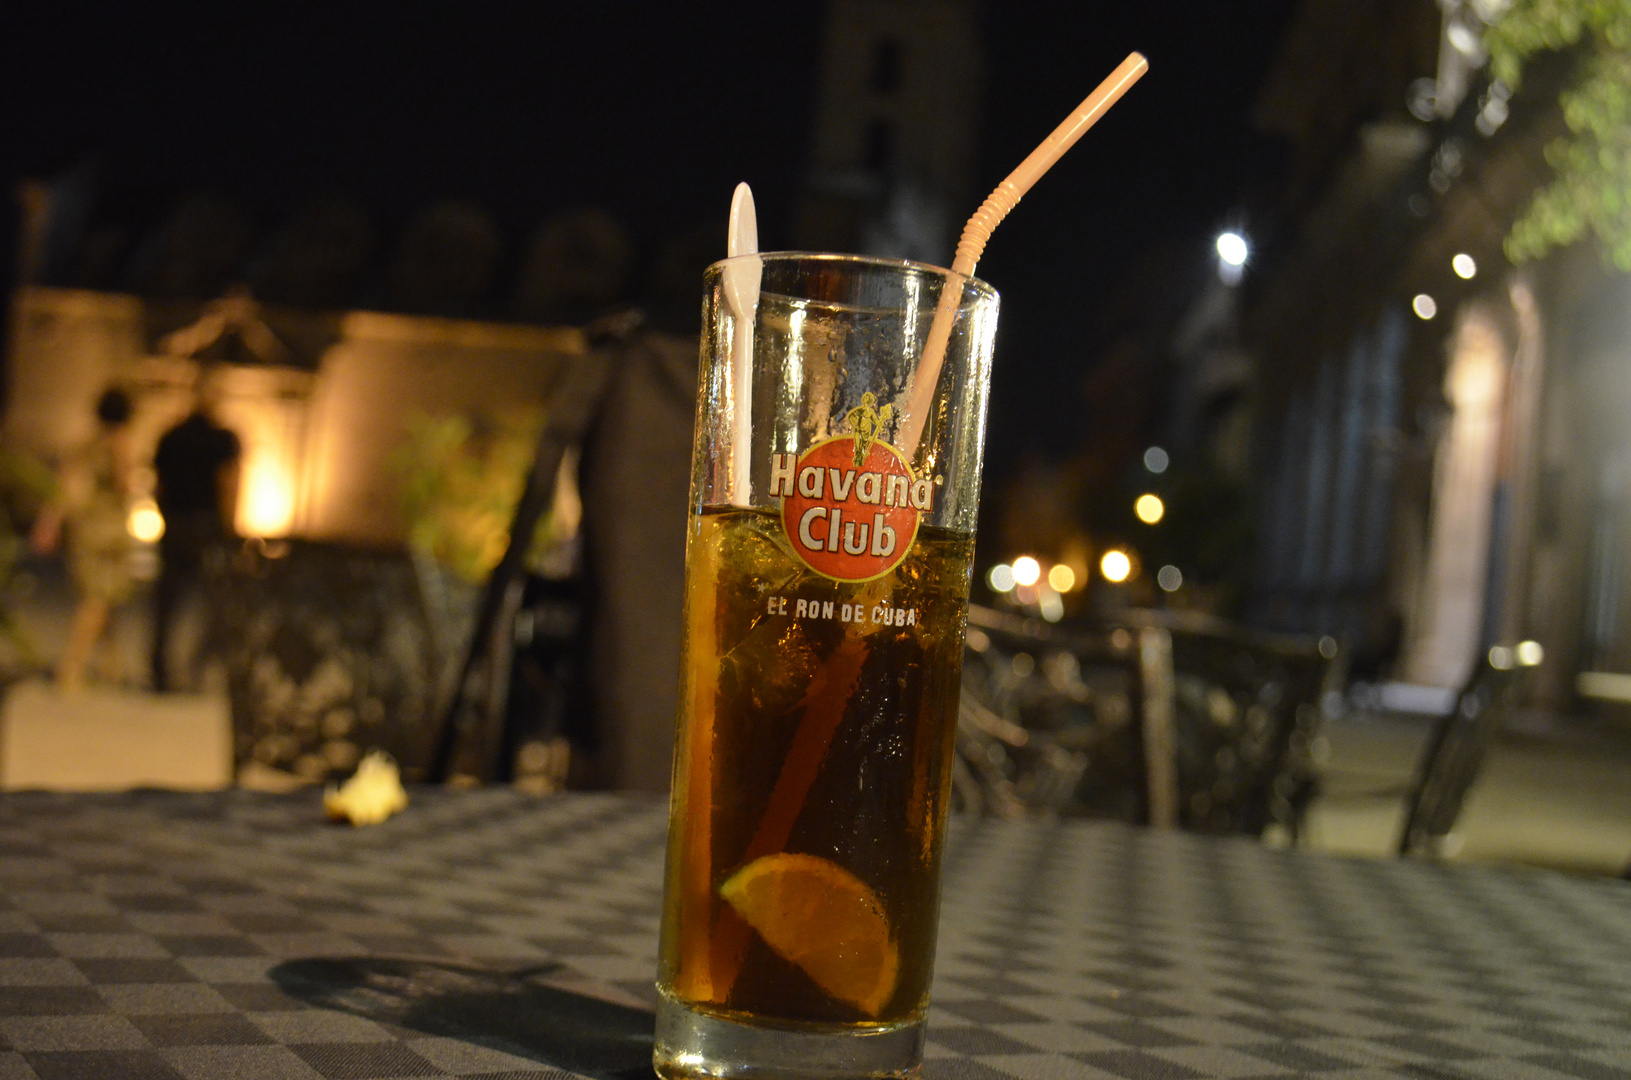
left=0, top=790, right=1627, bottom=1080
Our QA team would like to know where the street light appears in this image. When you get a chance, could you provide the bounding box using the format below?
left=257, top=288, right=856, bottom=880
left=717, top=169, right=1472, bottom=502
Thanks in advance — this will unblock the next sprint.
left=1216, top=232, right=1248, bottom=266
left=1216, top=231, right=1248, bottom=286
left=1100, top=549, right=1132, bottom=583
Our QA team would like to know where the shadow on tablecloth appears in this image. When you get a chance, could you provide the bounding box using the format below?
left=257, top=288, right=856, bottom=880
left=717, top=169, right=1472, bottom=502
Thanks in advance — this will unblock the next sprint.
left=272, top=957, right=657, bottom=1080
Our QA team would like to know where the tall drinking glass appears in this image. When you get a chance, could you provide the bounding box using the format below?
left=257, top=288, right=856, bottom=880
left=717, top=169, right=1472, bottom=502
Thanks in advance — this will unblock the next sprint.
left=655, top=254, right=998, bottom=1079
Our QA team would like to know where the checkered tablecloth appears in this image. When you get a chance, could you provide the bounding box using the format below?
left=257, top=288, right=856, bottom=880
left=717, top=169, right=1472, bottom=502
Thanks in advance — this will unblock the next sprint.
left=0, top=788, right=1626, bottom=1080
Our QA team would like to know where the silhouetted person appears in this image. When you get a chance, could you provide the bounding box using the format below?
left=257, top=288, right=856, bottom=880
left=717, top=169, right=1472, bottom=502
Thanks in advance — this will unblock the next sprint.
left=151, top=373, right=240, bottom=692
left=31, top=388, right=137, bottom=690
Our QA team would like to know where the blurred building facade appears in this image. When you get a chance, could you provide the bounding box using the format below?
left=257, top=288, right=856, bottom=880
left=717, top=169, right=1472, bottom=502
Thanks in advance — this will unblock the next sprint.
left=5, top=287, right=582, bottom=547
left=1243, top=0, right=1625, bottom=714
left=7, top=181, right=592, bottom=548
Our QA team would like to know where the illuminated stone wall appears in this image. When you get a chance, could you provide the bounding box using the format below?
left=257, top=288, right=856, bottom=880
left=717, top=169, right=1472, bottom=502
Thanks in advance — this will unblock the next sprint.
left=3, top=287, right=583, bottom=547
left=1401, top=306, right=1507, bottom=688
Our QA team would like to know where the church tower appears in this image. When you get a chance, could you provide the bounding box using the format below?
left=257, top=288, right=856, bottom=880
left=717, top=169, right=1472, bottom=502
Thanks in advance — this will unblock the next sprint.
left=797, top=0, right=983, bottom=266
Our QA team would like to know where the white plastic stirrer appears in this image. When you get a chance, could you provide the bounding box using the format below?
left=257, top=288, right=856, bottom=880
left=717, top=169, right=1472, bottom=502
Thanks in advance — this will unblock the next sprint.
left=723, top=182, right=761, bottom=507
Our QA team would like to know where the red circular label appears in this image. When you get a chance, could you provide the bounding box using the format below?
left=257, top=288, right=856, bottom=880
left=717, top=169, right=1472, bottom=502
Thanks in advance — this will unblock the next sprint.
left=778, top=436, right=924, bottom=582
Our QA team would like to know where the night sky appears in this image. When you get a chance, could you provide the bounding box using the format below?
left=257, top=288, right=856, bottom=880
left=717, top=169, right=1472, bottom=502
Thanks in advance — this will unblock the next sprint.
left=2, top=2, right=1299, bottom=480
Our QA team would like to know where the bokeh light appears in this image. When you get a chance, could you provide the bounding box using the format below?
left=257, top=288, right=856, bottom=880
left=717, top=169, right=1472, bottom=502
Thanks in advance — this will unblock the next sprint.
left=1216, top=231, right=1248, bottom=266
left=1412, top=293, right=1438, bottom=320
left=1135, top=494, right=1165, bottom=524
left=1156, top=564, right=1182, bottom=591
left=127, top=500, right=165, bottom=543
left=1012, top=556, right=1041, bottom=586
left=1516, top=640, right=1545, bottom=666
left=1038, top=588, right=1064, bottom=623
left=1452, top=253, right=1477, bottom=279
left=988, top=563, right=1015, bottom=592
left=1100, top=549, right=1132, bottom=583
left=1047, top=563, right=1076, bottom=592
left=1143, top=446, right=1169, bottom=474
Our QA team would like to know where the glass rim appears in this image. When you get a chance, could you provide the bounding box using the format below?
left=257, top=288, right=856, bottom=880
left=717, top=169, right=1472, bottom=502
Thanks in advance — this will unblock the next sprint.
left=706, top=250, right=998, bottom=303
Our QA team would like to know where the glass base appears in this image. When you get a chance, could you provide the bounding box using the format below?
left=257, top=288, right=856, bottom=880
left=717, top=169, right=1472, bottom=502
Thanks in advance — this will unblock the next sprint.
left=653, top=993, right=925, bottom=1080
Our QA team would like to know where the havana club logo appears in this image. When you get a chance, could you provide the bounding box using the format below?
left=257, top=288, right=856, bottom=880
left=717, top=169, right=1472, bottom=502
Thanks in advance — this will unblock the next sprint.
left=770, top=394, right=934, bottom=582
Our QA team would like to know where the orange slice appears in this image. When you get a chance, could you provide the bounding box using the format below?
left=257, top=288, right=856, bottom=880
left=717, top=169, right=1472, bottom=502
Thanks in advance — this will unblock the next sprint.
left=719, top=853, right=899, bottom=1017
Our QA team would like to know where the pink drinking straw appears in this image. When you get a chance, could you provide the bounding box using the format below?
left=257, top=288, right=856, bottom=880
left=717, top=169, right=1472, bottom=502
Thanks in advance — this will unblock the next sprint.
left=899, top=52, right=1149, bottom=465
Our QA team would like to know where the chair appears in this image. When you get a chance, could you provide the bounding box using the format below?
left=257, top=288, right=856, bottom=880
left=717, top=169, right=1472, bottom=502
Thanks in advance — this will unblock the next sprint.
left=216, top=540, right=586, bottom=790
left=426, top=311, right=702, bottom=791
left=214, top=540, right=441, bottom=785
left=958, top=605, right=1336, bottom=839
left=960, top=606, right=1146, bottom=821
left=426, top=333, right=621, bottom=784
left=220, top=322, right=627, bottom=790
left=1396, top=659, right=1520, bottom=856
left=1155, top=611, right=1334, bottom=837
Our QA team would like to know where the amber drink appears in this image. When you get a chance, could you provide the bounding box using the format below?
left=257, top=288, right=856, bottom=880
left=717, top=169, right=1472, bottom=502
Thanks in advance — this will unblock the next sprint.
left=655, top=255, right=998, bottom=1079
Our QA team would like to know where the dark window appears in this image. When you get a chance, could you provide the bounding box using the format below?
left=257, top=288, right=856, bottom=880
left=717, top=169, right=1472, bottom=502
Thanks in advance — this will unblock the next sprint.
left=870, top=37, right=903, bottom=93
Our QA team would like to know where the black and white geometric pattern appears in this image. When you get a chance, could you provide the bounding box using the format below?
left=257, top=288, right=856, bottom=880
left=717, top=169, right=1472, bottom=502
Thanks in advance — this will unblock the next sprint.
left=0, top=789, right=1625, bottom=1080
